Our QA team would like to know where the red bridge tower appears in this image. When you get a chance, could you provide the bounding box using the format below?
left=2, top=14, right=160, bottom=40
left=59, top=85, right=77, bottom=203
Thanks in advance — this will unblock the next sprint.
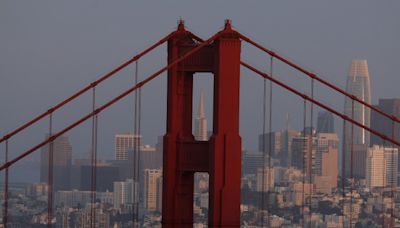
left=162, top=20, right=242, bottom=227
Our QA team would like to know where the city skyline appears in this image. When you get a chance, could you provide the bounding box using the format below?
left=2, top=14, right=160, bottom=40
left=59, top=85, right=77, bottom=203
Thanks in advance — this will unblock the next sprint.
left=1, top=1, right=400, bottom=227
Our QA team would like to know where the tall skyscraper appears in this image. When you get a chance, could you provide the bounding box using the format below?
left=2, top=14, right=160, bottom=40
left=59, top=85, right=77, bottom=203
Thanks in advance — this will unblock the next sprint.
left=143, top=169, right=163, bottom=212
left=194, top=90, right=208, bottom=141
left=115, top=133, right=141, bottom=160
left=352, top=144, right=368, bottom=179
left=40, top=134, right=72, bottom=190
left=317, top=111, right=335, bottom=133
left=366, top=145, right=398, bottom=188
left=343, top=60, right=371, bottom=177
left=370, top=98, right=400, bottom=146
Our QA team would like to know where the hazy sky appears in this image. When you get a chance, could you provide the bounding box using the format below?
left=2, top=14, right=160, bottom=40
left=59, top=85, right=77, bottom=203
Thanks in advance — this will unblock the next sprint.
left=1, top=0, right=400, bottom=169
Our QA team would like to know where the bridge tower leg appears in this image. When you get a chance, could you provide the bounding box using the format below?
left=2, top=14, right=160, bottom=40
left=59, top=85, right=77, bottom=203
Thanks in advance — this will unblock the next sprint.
left=162, top=20, right=241, bottom=228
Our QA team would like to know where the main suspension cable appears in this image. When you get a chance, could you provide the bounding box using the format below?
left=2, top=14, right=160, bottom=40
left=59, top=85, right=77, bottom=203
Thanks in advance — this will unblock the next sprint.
left=238, top=33, right=400, bottom=128
left=0, top=32, right=175, bottom=145
left=241, top=62, right=400, bottom=148
left=0, top=30, right=221, bottom=172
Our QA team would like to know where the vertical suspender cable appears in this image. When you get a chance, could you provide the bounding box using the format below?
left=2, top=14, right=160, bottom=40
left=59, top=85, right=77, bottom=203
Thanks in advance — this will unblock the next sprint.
left=136, top=62, right=142, bottom=227
left=90, top=87, right=97, bottom=228
left=382, top=138, right=386, bottom=228
left=308, top=78, right=314, bottom=228
left=260, top=57, right=268, bottom=227
left=342, top=118, right=346, bottom=228
left=3, top=140, right=9, bottom=228
left=260, top=61, right=266, bottom=227
left=302, top=99, right=307, bottom=228
left=47, top=113, right=54, bottom=228
left=267, top=56, right=274, bottom=227
left=132, top=60, right=139, bottom=227
left=391, top=120, right=395, bottom=227
left=94, top=115, right=98, bottom=225
left=350, top=99, right=355, bottom=228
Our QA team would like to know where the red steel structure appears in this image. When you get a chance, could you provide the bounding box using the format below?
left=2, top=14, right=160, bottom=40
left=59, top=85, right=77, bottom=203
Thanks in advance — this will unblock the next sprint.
left=2, top=20, right=400, bottom=227
left=162, top=20, right=241, bottom=227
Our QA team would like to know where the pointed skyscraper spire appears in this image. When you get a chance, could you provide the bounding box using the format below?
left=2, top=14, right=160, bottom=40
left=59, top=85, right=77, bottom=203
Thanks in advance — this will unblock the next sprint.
left=197, top=89, right=206, bottom=118
left=195, top=89, right=208, bottom=141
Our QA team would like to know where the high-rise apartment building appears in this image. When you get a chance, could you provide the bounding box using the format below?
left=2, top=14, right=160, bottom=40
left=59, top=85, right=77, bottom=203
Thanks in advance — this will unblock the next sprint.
left=40, top=134, right=72, bottom=191
left=194, top=90, right=208, bottom=141
left=317, top=111, right=335, bottom=133
left=256, top=167, right=275, bottom=191
left=143, top=169, right=163, bottom=212
left=291, top=129, right=317, bottom=177
left=136, top=144, right=162, bottom=171
left=113, top=179, right=135, bottom=209
left=115, top=133, right=141, bottom=160
left=242, top=151, right=264, bottom=175
left=343, top=60, right=371, bottom=177
left=291, top=131, right=338, bottom=192
left=258, top=131, right=282, bottom=159
left=366, top=146, right=398, bottom=188
left=384, top=148, right=399, bottom=187
left=314, top=133, right=339, bottom=193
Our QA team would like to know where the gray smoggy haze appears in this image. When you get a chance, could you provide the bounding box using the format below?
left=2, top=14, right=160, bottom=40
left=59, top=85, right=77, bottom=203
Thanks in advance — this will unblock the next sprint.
left=0, top=1, right=399, bottom=182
